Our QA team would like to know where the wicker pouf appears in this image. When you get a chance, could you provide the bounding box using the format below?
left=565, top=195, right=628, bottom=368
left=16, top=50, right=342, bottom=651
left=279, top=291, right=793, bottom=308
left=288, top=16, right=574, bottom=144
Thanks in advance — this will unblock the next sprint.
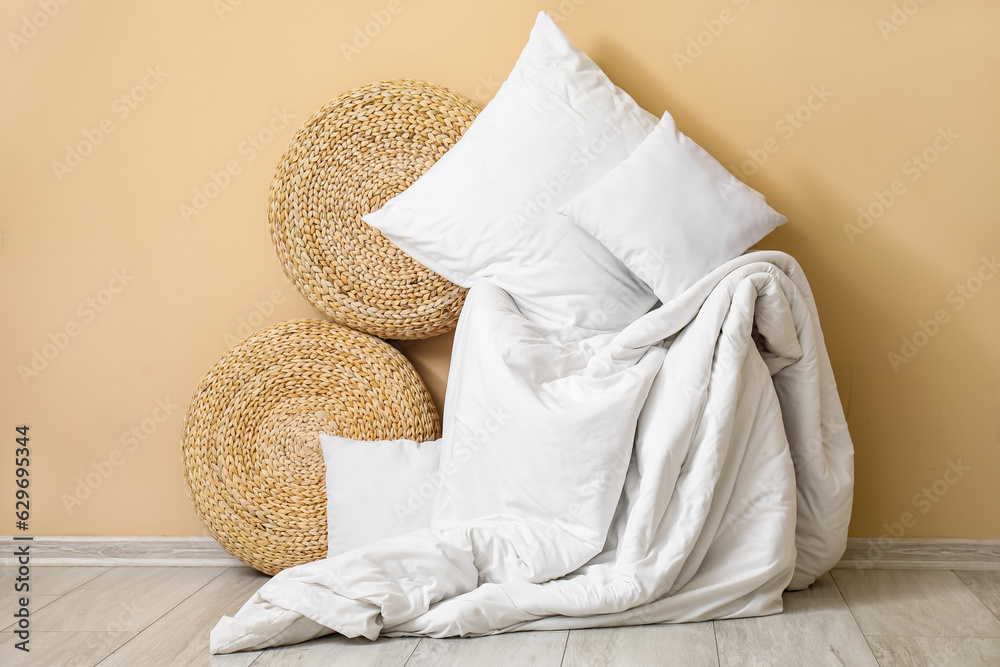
left=181, top=319, right=441, bottom=575
left=269, top=79, right=479, bottom=340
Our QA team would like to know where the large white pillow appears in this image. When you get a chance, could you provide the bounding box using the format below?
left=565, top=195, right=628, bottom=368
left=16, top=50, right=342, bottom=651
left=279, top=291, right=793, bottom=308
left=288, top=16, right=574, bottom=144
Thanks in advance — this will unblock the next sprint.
left=364, top=11, right=659, bottom=334
left=319, top=434, right=441, bottom=556
left=557, top=111, right=787, bottom=304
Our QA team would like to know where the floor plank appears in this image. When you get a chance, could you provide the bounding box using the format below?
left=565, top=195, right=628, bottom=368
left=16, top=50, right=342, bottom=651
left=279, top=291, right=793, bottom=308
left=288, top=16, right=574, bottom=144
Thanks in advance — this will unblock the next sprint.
left=98, top=566, right=269, bottom=666
left=29, top=566, right=228, bottom=632
left=866, top=635, right=1000, bottom=666
left=562, top=623, right=718, bottom=666
left=8, top=563, right=1000, bottom=665
left=784, top=571, right=845, bottom=599
left=249, top=635, right=419, bottom=666
left=715, top=575, right=878, bottom=667
left=1, top=565, right=111, bottom=631
left=404, top=631, right=568, bottom=667
left=956, top=570, right=1000, bottom=621
left=0, top=565, right=109, bottom=595
left=0, top=630, right=134, bottom=666
left=832, top=570, right=1000, bottom=637
left=0, top=595, right=61, bottom=631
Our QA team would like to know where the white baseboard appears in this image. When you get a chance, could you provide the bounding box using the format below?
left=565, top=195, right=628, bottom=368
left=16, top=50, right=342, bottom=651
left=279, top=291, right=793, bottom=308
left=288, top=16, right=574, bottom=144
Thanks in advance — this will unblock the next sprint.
left=0, top=536, right=244, bottom=567
left=3, top=536, right=998, bottom=571
left=835, top=537, right=1000, bottom=570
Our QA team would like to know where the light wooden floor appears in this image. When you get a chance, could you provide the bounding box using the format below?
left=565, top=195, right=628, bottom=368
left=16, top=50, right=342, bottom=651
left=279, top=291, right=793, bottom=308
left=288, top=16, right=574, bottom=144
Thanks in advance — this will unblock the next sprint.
left=2, top=566, right=1000, bottom=666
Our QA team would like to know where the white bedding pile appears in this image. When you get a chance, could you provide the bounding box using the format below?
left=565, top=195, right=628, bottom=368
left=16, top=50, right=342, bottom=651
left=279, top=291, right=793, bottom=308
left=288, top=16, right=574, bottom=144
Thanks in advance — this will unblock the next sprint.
left=210, top=11, right=853, bottom=654
left=211, top=252, right=853, bottom=652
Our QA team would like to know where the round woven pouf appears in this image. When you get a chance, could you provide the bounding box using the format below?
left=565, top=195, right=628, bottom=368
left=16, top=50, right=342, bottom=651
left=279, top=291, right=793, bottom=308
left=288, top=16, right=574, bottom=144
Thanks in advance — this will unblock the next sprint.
left=181, top=319, right=441, bottom=575
left=269, top=79, right=479, bottom=340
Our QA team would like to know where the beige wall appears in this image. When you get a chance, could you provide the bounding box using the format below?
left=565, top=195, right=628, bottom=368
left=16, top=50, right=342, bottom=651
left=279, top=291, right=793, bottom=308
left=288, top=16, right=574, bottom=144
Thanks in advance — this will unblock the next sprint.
left=2, top=0, right=997, bottom=540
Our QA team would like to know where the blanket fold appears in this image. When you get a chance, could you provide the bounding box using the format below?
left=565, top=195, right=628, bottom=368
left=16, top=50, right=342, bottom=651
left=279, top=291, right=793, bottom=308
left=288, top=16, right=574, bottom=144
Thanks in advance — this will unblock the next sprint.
left=210, top=251, right=853, bottom=654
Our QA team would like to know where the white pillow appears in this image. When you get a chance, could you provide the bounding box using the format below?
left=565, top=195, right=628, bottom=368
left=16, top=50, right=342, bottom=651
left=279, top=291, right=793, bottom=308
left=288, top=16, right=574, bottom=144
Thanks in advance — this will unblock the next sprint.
left=363, top=11, right=659, bottom=334
left=558, top=111, right=787, bottom=304
left=319, top=434, right=441, bottom=556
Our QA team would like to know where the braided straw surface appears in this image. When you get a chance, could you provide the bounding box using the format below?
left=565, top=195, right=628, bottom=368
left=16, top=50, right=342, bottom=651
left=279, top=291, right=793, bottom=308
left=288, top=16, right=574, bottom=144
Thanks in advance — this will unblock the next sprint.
left=269, top=79, right=479, bottom=340
left=181, top=319, right=441, bottom=575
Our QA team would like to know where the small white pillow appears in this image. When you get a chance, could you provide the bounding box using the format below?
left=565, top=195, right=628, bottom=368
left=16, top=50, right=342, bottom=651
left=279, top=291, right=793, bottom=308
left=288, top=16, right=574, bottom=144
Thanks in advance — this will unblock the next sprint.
left=558, top=111, right=787, bottom=304
left=319, top=434, right=441, bottom=556
left=364, top=11, right=659, bottom=334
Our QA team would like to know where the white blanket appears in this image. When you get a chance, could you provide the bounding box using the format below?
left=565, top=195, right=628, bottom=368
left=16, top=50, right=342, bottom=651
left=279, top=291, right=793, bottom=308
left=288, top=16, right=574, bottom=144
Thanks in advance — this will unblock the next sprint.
left=210, top=251, right=853, bottom=653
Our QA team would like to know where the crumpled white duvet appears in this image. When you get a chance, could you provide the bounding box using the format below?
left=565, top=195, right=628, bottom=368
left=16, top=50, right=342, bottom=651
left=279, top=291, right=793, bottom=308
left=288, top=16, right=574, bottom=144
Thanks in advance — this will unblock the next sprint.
left=210, top=251, right=853, bottom=653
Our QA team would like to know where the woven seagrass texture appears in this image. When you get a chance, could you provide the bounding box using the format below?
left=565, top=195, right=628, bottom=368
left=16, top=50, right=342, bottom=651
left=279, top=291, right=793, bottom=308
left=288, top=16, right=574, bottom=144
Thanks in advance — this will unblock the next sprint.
left=269, top=79, right=479, bottom=340
left=181, top=319, right=441, bottom=575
